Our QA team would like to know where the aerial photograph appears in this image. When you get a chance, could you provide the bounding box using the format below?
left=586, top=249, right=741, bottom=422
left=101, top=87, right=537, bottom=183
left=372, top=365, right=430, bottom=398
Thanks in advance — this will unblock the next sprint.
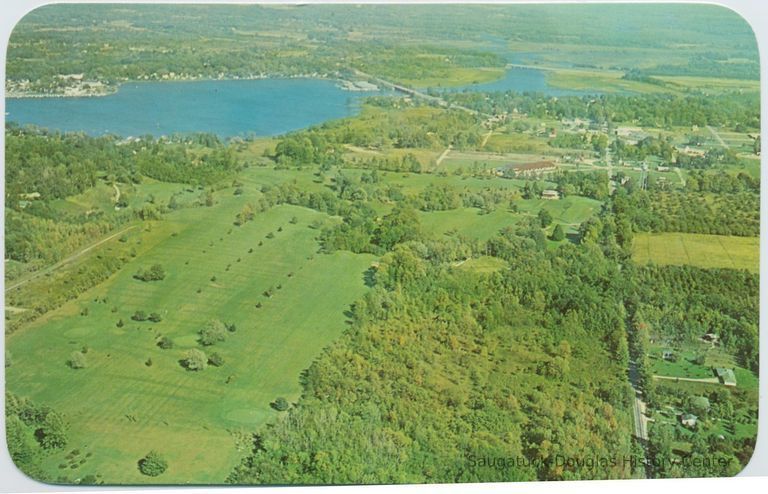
left=2, top=1, right=761, bottom=486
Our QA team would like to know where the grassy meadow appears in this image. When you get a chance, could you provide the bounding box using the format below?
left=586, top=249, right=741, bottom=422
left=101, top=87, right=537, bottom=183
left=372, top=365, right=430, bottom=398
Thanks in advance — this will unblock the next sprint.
left=632, top=232, right=759, bottom=273
left=6, top=176, right=375, bottom=483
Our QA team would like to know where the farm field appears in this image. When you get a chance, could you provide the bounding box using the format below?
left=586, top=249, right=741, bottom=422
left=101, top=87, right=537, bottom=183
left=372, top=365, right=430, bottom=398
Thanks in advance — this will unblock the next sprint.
left=5, top=188, right=375, bottom=483
left=632, top=232, right=759, bottom=273
left=546, top=67, right=679, bottom=94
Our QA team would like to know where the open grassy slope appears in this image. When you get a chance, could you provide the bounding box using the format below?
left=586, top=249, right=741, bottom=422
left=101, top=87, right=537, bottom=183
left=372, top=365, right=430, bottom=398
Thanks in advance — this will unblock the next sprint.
left=6, top=184, right=375, bottom=483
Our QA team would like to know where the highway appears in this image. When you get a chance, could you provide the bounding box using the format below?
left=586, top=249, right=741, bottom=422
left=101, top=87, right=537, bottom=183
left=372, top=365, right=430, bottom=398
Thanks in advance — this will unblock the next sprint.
left=348, top=68, right=492, bottom=119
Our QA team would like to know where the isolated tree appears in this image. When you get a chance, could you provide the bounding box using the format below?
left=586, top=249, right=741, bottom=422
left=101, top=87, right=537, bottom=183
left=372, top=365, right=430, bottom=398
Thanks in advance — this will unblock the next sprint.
left=67, top=351, right=87, bottom=369
left=199, top=319, right=227, bottom=346
left=202, top=190, right=215, bottom=207
left=690, top=396, right=711, bottom=417
left=208, top=352, right=224, bottom=367
left=138, top=451, right=168, bottom=477
left=538, top=209, right=553, bottom=228
left=551, top=224, right=565, bottom=241
left=148, top=264, right=166, bottom=280
left=157, top=336, right=174, bottom=349
left=183, top=349, right=208, bottom=371
left=271, top=397, right=289, bottom=411
left=148, top=312, right=163, bottom=323
left=235, top=203, right=255, bottom=226
left=131, top=310, right=147, bottom=322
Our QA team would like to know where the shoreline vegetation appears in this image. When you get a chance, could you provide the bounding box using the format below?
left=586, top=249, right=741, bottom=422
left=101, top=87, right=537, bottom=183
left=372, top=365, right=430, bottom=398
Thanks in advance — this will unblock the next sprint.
left=6, top=72, right=386, bottom=99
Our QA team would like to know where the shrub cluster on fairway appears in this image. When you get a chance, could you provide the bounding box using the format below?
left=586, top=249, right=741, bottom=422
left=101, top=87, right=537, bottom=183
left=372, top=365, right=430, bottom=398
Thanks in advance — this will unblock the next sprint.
left=157, top=336, right=174, bottom=349
left=67, top=351, right=87, bottom=369
left=208, top=352, right=224, bottom=367
left=198, top=319, right=228, bottom=346
left=133, top=264, right=166, bottom=282
left=271, top=397, right=289, bottom=411
left=183, top=349, right=207, bottom=371
left=138, top=451, right=168, bottom=477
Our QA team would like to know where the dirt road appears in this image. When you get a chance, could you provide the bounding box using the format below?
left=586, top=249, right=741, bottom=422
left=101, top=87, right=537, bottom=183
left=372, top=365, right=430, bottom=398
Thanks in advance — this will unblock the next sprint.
left=5, top=224, right=139, bottom=292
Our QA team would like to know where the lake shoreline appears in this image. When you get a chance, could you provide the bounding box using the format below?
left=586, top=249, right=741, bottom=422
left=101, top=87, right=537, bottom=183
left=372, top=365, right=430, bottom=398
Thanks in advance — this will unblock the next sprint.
left=6, top=77, right=378, bottom=138
left=5, top=72, right=383, bottom=99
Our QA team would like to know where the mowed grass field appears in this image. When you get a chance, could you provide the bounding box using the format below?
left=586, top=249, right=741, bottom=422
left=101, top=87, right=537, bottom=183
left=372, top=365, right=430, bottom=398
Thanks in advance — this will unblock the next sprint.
left=633, top=232, right=759, bottom=273
left=6, top=185, right=375, bottom=483
left=517, top=195, right=602, bottom=232
left=420, top=207, right=521, bottom=241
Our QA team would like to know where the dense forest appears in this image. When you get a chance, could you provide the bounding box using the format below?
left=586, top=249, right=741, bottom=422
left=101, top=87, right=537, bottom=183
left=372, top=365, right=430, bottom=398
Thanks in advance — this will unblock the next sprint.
left=228, top=178, right=758, bottom=482
left=229, top=233, right=637, bottom=483
left=441, top=92, right=760, bottom=130
left=617, top=189, right=759, bottom=237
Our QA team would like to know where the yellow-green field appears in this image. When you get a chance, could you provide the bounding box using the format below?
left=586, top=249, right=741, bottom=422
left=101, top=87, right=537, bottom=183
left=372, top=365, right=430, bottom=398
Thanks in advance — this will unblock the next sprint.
left=544, top=66, right=759, bottom=95
left=400, top=67, right=505, bottom=88
left=633, top=232, right=759, bottom=273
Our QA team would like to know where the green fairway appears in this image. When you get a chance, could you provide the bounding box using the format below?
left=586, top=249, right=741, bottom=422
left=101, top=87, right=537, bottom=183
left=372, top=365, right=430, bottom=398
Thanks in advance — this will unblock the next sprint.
left=420, top=207, right=520, bottom=241
left=633, top=232, right=759, bottom=273
left=6, top=193, right=375, bottom=483
left=454, top=256, right=508, bottom=273
left=516, top=195, right=602, bottom=230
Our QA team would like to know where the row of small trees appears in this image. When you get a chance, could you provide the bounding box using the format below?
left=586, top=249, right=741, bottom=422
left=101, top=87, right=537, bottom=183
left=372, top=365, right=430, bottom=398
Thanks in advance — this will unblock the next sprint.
left=133, top=264, right=166, bottom=282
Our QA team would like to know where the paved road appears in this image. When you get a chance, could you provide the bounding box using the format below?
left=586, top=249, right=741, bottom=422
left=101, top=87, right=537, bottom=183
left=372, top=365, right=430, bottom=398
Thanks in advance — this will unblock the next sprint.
left=629, top=360, right=649, bottom=442
left=349, top=68, right=492, bottom=118
left=653, top=375, right=719, bottom=384
left=505, top=63, right=559, bottom=72
left=5, top=224, right=139, bottom=292
left=605, top=147, right=615, bottom=193
left=628, top=358, right=650, bottom=479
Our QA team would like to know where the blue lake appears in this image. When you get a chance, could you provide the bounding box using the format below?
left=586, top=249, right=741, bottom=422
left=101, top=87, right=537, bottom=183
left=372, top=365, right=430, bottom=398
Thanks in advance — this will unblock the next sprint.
left=6, top=67, right=585, bottom=138
left=443, top=67, right=589, bottom=96
left=5, top=78, right=373, bottom=138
